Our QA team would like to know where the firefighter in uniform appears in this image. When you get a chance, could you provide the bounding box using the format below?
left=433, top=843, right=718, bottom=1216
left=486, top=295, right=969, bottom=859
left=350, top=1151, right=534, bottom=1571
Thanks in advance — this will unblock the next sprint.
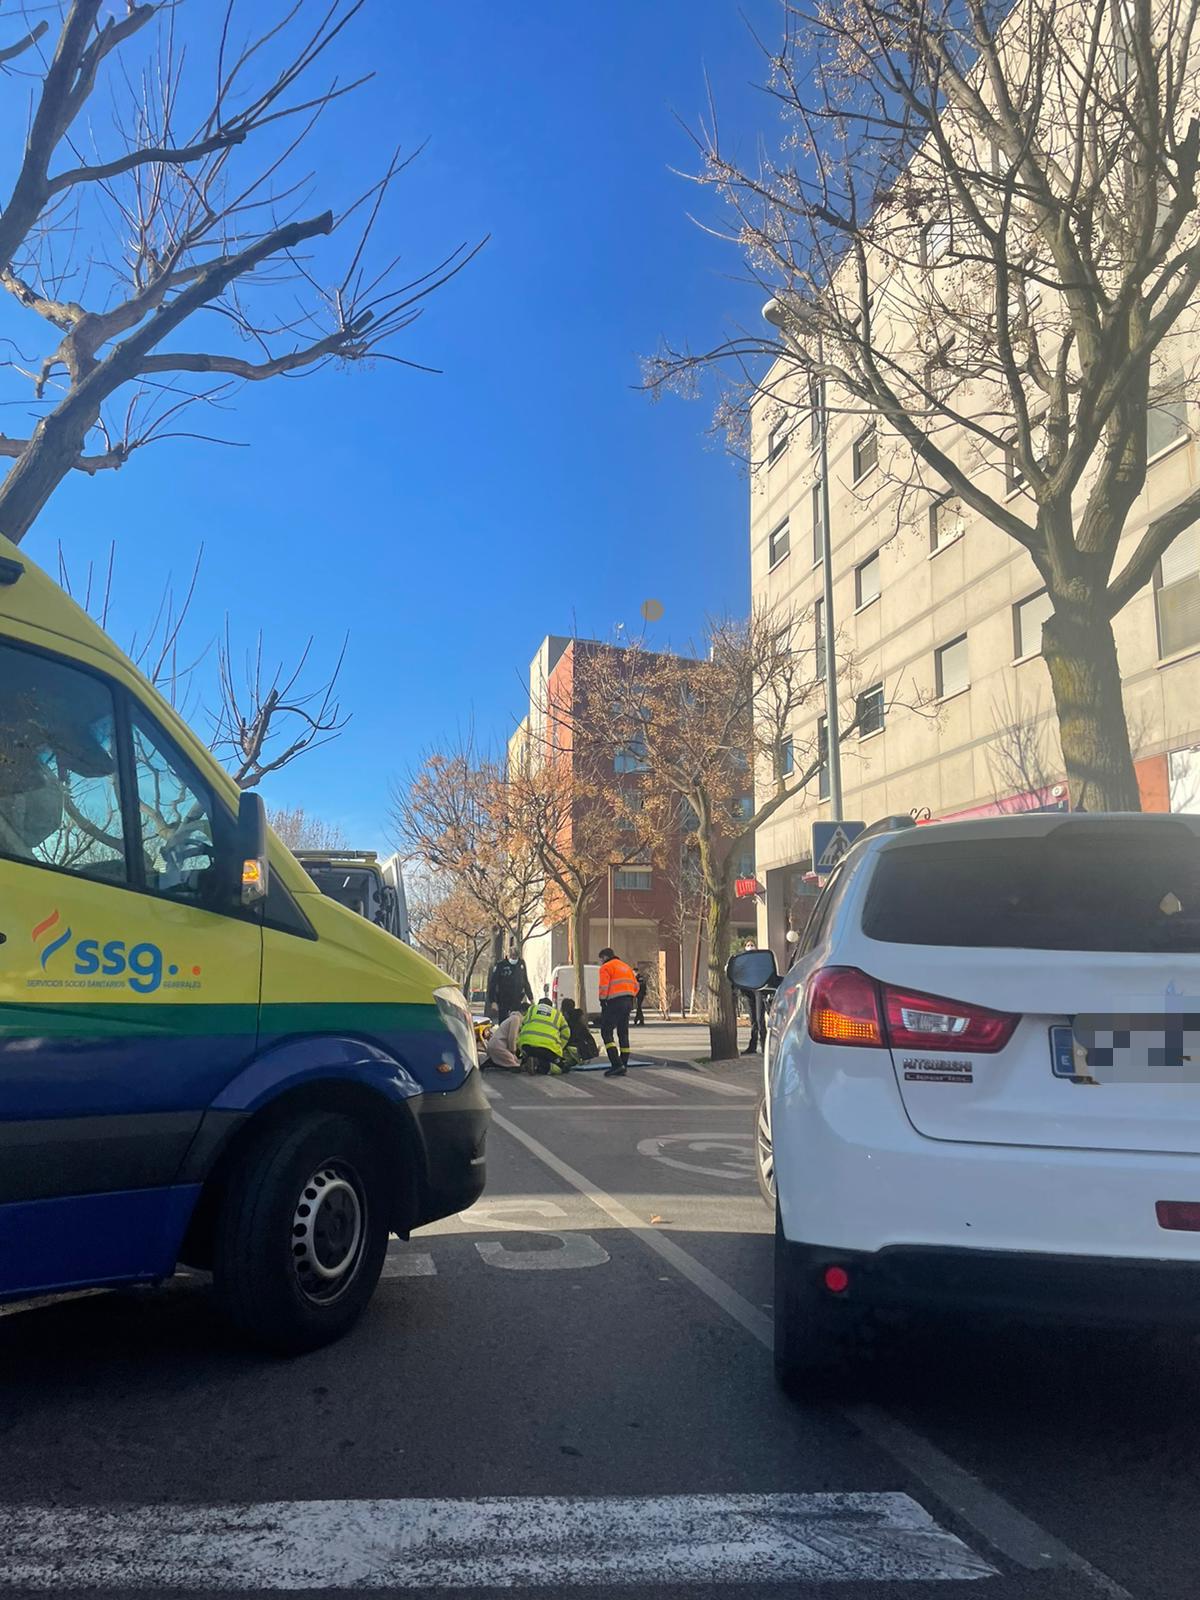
left=516, top=996, right=572, bottom=1075
left=597, top=946, right=639, bottom=1077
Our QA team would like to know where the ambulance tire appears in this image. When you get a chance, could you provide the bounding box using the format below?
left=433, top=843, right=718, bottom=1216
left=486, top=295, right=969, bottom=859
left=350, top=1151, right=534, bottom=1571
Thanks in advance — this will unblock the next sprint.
left=213, top=1111, right=389, bottom=1355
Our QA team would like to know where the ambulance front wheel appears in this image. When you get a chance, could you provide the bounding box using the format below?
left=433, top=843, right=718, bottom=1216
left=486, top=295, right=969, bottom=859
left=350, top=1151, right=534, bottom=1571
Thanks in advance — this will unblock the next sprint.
left=213, top=1110, right=389, bottom=1355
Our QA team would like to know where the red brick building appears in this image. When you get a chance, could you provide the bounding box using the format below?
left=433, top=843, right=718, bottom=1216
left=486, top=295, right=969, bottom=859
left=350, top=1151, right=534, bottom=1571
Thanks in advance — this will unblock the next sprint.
left=511, top=636, right=755, bottom=1014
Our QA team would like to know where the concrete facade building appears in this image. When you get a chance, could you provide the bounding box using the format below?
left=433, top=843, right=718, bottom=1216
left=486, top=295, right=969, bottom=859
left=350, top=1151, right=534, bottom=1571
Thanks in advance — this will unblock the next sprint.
left=749, top=380, right=1200, bottom=951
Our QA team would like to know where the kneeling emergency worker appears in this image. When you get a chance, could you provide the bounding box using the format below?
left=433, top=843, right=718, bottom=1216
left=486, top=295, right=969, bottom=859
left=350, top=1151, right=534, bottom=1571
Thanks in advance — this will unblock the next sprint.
left=597, top=947, right=638, bottom=1077
left=516, top=997, right=571, bottom=1075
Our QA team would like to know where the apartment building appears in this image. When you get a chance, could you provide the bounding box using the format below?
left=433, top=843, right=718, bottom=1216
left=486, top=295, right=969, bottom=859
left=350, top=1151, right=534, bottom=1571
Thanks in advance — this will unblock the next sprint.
left=513, top=635, right=755, bottom=1011
left=749, top=378, right=1200, bottom=950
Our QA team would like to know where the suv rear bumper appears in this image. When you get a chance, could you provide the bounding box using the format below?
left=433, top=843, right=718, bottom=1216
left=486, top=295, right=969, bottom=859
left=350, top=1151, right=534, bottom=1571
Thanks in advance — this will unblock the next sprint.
left=780, top=1237, right=1200, bottom=1327
left=408, top=1068, right=489, bottom=1227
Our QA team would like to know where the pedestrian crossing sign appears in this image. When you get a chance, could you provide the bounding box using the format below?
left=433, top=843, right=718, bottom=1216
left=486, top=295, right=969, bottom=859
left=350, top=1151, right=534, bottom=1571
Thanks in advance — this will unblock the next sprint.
left=812, top=820, right=865, bottom=876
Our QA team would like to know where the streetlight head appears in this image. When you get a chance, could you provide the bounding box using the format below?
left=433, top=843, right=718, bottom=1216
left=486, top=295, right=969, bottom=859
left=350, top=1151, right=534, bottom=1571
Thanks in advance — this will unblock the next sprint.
left=761, top=296, right=787, bottom=330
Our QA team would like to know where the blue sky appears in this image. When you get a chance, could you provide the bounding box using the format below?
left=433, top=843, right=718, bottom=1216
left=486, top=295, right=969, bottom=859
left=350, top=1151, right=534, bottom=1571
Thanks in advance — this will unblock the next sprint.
left=15, top=1, right=779, bottom=850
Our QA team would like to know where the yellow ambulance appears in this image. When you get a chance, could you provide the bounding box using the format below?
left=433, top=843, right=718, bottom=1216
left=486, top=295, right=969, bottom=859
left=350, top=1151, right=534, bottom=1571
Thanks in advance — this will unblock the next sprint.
left=0, top=534, right=487, bottom=1352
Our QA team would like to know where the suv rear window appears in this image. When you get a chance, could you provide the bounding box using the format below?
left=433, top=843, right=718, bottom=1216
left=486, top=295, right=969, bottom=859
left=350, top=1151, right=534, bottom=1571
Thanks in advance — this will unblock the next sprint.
left=862, top=823, right=1200, bottom=952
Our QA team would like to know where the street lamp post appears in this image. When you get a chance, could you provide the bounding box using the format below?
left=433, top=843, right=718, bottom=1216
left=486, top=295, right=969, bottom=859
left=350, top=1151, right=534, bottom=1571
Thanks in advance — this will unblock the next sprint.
left=762, top=297, right=843, bottom=823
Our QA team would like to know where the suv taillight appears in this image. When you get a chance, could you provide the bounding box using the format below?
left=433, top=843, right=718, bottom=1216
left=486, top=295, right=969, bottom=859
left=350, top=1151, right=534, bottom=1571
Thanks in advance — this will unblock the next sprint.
left=883, top=982, right=1017, bottom=1053
left=808, top=967, right=884, bottom=1046
left=807, top=966, right=1017, bottom=1053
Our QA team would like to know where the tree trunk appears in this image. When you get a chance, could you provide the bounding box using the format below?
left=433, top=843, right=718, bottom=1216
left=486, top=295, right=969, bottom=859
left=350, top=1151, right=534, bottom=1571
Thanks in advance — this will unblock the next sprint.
left=0, top=391, right=107, bottom=545
left=705, top=873, right=737, bottom=1061
left=1042, top=603, right=1142, bottom=812
left=570, top=889, right=589, bottom=1017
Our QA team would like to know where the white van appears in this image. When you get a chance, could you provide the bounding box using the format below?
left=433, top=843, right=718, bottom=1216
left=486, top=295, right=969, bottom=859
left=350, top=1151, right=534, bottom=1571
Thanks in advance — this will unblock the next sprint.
left=550, top=964, right=601, bottom=1020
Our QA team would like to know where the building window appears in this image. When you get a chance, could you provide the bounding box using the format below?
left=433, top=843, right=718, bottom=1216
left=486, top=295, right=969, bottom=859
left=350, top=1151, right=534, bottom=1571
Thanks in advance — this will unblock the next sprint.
left=1013, top=589, right=1054, bottom=660
left=767, top=416, right=790, bottom=464
left=614, top=868, right=652, bottom=892
left=921, top=217, right=952, bottom=266
left=614, top=735, right=649, bottom=773
left=814, top=596, right=825, bottom=670
left=935, top=633, right=970, bottom=699
left=1005, top=434, right=1025, bottom=493
left=852, top=422, right=878, bottom=482
left=777, top=736, right=794, bottom=778
left=858, top=683, right=885, bottom=736
left=768, top=519, right=790, bottom=569
left=1156, top=519, right=1200, bottom=657
left=811, top=481, right=824, bottom=565
left=808, top=379, right=824, bottom=446
left=930, top=493, right=965, bottom=552
left=855, top=550, right=881, bottom=609
left=817, top=715, right=830, bottom=799
left=732, top=846, right=755, bottom=880
left=1148, top=376, right=1188, bottom=459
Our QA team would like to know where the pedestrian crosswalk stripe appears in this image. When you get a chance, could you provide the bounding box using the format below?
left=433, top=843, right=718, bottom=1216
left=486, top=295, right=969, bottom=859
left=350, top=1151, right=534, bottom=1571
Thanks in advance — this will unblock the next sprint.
left=480, top=1079, right=502, bottom=1100
left=1, top=1492, right=996, bottom=1588
left=606, top=1073, right=674, bottom=1098
left=524, top=1074, right=591, bottom=1098
left=643, top=1066, right=755, bottom=1098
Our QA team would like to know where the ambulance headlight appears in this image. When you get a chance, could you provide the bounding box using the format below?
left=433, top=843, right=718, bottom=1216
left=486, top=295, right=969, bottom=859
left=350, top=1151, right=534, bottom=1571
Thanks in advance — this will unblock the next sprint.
left=434, top=986, right=477, bottom=1075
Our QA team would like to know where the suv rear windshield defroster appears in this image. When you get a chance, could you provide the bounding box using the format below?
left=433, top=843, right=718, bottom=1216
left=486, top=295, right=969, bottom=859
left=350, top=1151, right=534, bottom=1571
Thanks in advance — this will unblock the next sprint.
left=862, top=823, right=1200, bottom=952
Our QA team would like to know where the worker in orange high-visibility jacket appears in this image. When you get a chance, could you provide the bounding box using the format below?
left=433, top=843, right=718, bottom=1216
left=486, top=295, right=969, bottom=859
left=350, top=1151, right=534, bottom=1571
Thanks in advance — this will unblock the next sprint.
left=597, top=947, right=639, bottom=1076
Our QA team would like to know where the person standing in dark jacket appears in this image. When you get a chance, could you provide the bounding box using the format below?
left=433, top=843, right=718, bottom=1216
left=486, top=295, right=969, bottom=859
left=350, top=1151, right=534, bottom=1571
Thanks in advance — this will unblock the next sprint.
left=486, top=947, right=533, bottom=1020
left=634, top=965, right=649, bottom=1026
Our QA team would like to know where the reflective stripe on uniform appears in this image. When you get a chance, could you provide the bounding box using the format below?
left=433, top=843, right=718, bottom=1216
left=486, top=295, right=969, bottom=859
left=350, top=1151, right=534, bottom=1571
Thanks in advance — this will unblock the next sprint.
left=599, top=959, right=638, bottom=1000
left=517, top=1003, right=569, bottom=1056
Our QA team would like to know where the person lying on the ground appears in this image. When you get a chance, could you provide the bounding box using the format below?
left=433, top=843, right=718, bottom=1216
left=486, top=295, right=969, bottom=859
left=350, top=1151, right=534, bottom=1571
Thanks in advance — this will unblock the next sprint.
left=484, top=1009, right=523, bottom=1071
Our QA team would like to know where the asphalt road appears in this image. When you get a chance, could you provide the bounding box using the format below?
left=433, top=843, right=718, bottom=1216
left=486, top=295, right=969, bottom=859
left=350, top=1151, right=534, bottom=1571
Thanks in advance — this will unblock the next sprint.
left=0, top=1057, right=1196, bottom=1598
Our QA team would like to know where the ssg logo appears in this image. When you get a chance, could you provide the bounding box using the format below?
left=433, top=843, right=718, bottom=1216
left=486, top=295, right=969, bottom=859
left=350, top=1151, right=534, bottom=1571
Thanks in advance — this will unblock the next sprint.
left=31, top=909, right=194, bottom=995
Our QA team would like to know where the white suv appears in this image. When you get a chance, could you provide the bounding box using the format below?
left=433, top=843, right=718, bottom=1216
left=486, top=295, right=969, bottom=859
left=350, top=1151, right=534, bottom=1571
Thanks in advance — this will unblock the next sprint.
left=731, top=812, right=1200, bottom=1395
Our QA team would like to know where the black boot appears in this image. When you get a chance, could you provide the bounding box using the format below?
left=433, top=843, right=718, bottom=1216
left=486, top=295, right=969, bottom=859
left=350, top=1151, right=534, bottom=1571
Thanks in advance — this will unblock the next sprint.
left=603, top=1044, right=624, bottom=1077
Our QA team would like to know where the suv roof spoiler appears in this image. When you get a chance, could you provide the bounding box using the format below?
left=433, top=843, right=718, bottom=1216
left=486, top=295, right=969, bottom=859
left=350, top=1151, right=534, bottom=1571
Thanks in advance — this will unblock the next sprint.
left=850, top=815, right=919, bottom=848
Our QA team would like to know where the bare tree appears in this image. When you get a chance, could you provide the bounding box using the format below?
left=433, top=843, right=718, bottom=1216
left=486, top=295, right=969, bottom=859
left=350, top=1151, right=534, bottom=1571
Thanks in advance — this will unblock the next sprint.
left=572, top=609, right=876, bottom=1060
left=214, top=623, right=347, bottom=789
left=391, top=741, right=545, bottom=955
left=0, top=2, right=482, bottom=547
left=58, top=539, right=349, bottom=787
left=407, top=872, right=493, bottom=995
left=267, top=804, right=348, bottom=850
left=504, top=704, right=664, bottom=1021
left=649, top=0, right=1200, bottom=812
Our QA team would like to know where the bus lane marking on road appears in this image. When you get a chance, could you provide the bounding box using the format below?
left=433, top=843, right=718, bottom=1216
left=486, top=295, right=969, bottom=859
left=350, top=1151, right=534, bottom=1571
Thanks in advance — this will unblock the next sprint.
left=1, top=1491, right=996, bottom=1587
left=489, top=1108, right=1134, bottom=1599
left=637, top=1131, right=756, bottom=1181
left=469, top=1199, right=610, bottom=1271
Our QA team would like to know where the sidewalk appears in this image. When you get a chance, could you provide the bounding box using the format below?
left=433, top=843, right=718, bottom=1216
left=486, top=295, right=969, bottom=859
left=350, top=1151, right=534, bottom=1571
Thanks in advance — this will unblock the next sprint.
left=622, top=1018, right=761, bottom=1068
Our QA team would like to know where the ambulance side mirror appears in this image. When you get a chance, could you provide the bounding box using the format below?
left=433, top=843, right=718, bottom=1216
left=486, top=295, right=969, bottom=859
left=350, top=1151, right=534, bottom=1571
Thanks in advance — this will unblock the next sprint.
left=237, top=791, right=270, bottom=908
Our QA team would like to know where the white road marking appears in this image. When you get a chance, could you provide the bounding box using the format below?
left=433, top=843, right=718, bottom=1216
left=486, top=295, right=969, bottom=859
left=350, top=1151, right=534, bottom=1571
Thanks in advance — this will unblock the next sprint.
left=637, top=1131, right=756, bottom=1181
left=380, top=1249, right=436, bottom=1279
left=642, top=1066, right=754, bottom=1098
left=490, top=1109, right=1132, bottom=1597
left=606, top=1073, right=675, bottom=1098
left=468, top=1200, right=610, bottom=1271
left=1, top=1492, right=996, bottom=1588
left=524, top=1074, right=591, bottom=1098
left=480, top=1079, right=502, bottom=1099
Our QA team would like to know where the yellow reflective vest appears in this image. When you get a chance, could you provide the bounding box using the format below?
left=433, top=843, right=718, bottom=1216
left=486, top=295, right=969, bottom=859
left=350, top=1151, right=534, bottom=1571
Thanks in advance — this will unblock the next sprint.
left=517, top=1000, right=570, bottom=1057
